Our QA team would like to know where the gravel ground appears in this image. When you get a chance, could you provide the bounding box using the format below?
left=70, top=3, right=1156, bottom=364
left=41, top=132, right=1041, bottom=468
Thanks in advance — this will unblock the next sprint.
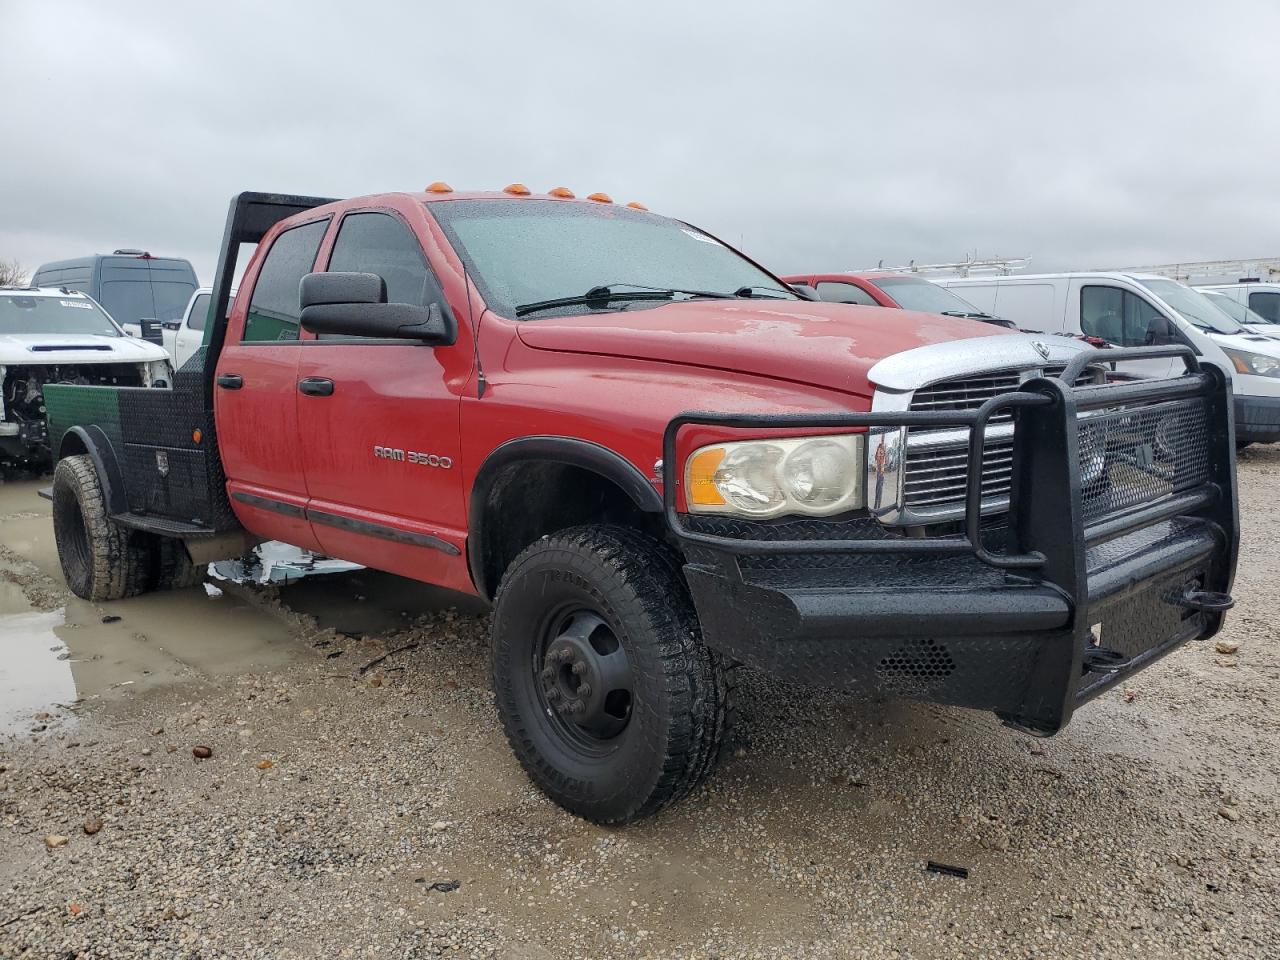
left=2, top=447, right=1279, bottom=959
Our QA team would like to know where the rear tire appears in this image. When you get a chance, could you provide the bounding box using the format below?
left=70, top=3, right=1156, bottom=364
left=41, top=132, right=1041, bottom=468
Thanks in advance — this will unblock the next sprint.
left=151, top=537, right=205, bottom=591
left=491, top=525, right=730, bottom=824
left=51, top=455, right=150, bottom=601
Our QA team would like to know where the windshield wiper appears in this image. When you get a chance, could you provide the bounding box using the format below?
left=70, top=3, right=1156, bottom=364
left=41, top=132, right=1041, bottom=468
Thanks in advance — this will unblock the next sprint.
left=515, top=284, right=734, bottom=317
left=941, top=309, right=994, bottom=319
left=734, top=285, right=797, bottom=300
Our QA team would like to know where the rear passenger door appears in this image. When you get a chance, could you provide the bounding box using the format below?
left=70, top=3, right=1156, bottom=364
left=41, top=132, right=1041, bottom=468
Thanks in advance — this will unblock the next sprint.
left=214, top=218, right=330, bottom=552
left=294, top=206, right=472, bottom=589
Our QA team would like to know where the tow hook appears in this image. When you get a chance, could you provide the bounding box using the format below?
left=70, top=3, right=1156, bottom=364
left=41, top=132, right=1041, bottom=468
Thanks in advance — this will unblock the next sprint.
left=1177, top=589, right=1235, bottom=613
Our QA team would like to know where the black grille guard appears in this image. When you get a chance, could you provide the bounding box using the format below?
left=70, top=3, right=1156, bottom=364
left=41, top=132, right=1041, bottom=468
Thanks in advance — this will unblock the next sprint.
left=662, top=344, right=1236, bottom=578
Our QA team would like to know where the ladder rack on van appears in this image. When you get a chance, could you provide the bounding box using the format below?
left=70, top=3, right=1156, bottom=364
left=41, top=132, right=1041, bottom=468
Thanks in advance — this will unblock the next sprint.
left=1107, top=257, right=1280, bottom=284
left=863, top=256, right=1032, bottom=277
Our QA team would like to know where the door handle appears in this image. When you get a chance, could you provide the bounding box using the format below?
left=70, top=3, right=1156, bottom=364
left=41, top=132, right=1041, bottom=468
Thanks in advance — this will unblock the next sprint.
left=298, top=377, right=335, bottom=397
left=216, top=373, right=243, bottom=390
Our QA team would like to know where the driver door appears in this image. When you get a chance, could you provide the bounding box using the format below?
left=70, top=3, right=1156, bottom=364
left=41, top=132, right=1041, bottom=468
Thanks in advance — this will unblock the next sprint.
left=1071, top=280, right=1177, bottom=379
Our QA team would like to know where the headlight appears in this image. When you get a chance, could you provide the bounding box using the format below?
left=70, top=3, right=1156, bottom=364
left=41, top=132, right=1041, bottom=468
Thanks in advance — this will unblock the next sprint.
left=685, top=434, right=865, bottom=518
left=1223, top=347, right=1280, bottom=378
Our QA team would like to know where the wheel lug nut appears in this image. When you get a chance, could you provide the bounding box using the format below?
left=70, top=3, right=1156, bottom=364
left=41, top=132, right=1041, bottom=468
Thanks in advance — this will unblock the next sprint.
left=577, top=683, right=592, bottom=698
left=572, top=662, right=588, bottom=676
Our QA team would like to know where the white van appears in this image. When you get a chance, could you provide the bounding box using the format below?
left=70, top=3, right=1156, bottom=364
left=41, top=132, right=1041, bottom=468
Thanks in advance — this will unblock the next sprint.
left=164, top=286, right=235, bottom=370
left=1195, top=282, right=1280, bottom=327
left=1199, top=289, right=1280, bottom=338
left=935, top=272, right=1280, bottom=444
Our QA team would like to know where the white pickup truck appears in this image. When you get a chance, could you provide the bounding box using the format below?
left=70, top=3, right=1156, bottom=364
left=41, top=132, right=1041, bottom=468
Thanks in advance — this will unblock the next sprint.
left=163, top=287, right=232, bottom=370
left=0, top=286, right=171, bottom=464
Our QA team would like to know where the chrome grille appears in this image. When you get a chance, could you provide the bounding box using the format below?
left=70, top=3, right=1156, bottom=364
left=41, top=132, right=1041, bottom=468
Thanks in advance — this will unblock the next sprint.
left=900, top=365, right=1103, bottom=519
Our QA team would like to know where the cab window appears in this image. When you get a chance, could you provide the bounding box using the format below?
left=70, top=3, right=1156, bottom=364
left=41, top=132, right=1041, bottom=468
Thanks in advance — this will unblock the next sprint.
left=816, top=281, right=878, bottom=306
left=1249, top=291, right=1280, bottom=323
left=1080, top=285, right=1162, bottom=347
left=243, top=219, right=328, bottom=343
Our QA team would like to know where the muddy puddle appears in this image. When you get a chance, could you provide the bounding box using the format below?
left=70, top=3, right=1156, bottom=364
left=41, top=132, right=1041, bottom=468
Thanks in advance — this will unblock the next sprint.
left=0, top=477, right=482, bottom=734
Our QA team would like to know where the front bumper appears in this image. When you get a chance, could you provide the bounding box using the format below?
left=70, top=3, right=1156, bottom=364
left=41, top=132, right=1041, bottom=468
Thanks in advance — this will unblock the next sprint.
left=664, top=347, right=1239, bottom=735
left=1234, top=394, right=1280, bottom=443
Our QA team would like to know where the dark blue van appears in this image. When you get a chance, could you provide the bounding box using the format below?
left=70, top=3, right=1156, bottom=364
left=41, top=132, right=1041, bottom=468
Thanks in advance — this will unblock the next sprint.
left=31, top=251, right=198, bottom=342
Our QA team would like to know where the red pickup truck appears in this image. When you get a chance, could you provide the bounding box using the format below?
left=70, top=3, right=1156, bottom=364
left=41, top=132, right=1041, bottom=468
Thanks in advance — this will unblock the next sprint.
left=43, top=189, right=1238, bottom=823
left=784, top=270, right=1016, bottom=327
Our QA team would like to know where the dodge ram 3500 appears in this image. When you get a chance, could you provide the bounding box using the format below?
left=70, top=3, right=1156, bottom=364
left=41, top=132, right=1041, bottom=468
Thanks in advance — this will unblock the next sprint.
left=41, top=189, right=1239, bottom=823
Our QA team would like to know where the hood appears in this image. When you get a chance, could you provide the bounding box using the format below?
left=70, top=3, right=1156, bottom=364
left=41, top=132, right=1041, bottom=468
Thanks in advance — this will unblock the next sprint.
left=1207, top=330, right=1280, bottom=355
left=0, top=332, right=170, bottom=365
left=514, top=300, right=1013, bottom=395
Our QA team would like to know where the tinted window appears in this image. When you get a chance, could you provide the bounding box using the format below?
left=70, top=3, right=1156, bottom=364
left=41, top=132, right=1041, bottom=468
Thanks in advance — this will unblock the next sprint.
left=99, top=280, right=155, bottom=327
left=153, top=280, right=197, bottom=322
left=1081, top=285, right=1162, bottom=347
left=816, top=281, right=878, bottom=306
left=244, top=220, right=328, bottom=342
left=1249, top=291, right=1280, bottom=323
left=327, top=212, right=440, bottom=307
left=187, top=293, right=211, bottom=331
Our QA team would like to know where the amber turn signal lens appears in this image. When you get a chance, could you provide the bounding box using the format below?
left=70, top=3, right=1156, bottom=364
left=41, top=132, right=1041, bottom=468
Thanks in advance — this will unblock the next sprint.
left=548, top=186, right=575, bottom=198
left=425, top=181, right=453, bottom=193
left=503, top=183, right=531, bottom=195
left=192, top=428, right=202, bottom=444
left=625, top=201, right=647, bottom=210
left=586, top=192, right=613, bottom=203
left=686, top=447, right=727, bottom=506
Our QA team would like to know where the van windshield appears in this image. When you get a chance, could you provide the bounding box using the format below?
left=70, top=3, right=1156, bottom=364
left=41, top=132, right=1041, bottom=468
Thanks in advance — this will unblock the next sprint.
left=427, top=199, right=796, bottom=319
left=1137, top=279, right=1243, bottom=334
left=1202, top=291, right=1275, bottom=326
left=867, top=276, right=991, bottom=317
left=0, top=295, right=121, bottom=337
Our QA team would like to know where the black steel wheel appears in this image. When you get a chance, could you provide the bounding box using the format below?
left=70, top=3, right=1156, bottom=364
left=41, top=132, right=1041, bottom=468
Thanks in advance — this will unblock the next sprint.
left=51, top=455, right=150, bottom=601
left=491, top=525, right=731, bottom=824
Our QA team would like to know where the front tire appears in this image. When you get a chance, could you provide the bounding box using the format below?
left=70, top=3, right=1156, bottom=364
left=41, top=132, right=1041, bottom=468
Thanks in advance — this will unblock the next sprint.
left=491, top=525, right=729, bottom=824
left=51, top=455, right=150, bottom=601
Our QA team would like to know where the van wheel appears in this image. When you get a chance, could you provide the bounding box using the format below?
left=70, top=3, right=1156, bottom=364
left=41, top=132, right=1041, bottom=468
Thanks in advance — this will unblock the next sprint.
left=491, top=525, right=730, bottom=824
left=51, top=455, right=150, bottom=601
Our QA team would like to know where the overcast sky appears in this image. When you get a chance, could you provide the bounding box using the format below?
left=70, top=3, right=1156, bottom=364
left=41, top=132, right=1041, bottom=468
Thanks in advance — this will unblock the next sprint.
left=3, top=0, right=1280, bottom=288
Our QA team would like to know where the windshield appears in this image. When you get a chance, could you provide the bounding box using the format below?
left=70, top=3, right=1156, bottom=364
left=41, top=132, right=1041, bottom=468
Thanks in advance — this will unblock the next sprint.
left=0, top=295, right=121, bottom=337
left=1137, top=278, right=1243, bottom=335
left=867, top=276, right=988, bottom=316
left=427, top=199, right=796, bottom=319
left=1203, top=291, right=1275, bottom=326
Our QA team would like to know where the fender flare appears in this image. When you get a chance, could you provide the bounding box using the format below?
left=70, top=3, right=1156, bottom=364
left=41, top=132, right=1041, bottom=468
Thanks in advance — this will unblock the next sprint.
left=467, top=436, right=662, bottom=599
left=56, top=425, right=128, bottom=517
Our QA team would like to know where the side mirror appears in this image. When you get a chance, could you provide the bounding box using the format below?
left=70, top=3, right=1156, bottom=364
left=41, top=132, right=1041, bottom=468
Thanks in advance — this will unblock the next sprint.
left=298, top=272, right=457, bottom=345
left=789, top=283, right=820, bottom=301
left=1144, top=315, right=1179, bottom=346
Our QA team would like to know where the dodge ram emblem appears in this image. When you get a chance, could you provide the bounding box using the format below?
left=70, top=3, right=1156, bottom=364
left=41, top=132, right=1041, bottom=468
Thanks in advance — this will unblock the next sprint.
left=155, top=450, right=170, bottom=478
left=1033, top=340, right=1051, bottom=361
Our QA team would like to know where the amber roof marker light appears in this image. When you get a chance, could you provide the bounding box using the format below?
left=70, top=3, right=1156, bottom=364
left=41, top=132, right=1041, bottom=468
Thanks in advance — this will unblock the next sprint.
left=425, top=181, right=453, bottom=193
left=625, top=201, right=648, bottom=210
left=548, top=186, right=575, bottom=198
left=503, top=183, right=532, bottom=195
left=587, top=192, right=613, bottom=203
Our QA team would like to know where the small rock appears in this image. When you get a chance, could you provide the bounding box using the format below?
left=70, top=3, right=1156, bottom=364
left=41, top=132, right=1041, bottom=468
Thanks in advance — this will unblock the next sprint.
left=1123, top=689, right=1138, bottom=703
left=67, top=903, right=82, bottom=916
left=369, top=676, right=383, bottom=688
left=151, top=726, right=164, bottom=736
left=192, top=745, right=213, bottom=760
left=44, top=834, right=69, bottom=848
left=430, top=820, right=450, bottom=833
left=1214, top=658, right=1239, bottom=669
left=83, top=816, right=103, bottom=835
left=101, top=615, right=121, bottom=624
left=166, top=744, right=178, bottom=754
left=1029, top=743, right=1045, bottom=756
left=1218, top=807, right=1241, bottom=822
left=1215, top=639, right=1240, bottom=655
left=256, top=759, right=274, bottom=770
left=140, top=748, right=152, bottom=757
